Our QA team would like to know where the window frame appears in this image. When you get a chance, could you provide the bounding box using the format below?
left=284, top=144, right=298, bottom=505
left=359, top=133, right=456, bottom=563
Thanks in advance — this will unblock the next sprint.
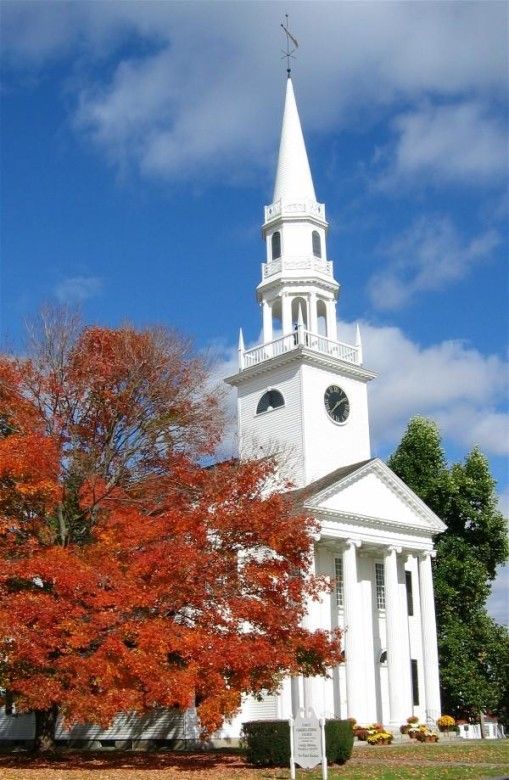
left=271, top=231, right=281, bottom=260
left=334, top=556, right=344, bottom=608
left=256, top=389, right=285, bottom=415
left=405, top=570, right=414, bottom=616
left=375, top=562, right=386, bottom=610
left=411, top=659, right=419, bottom=705
left=312, top=230, right=322, bottom=258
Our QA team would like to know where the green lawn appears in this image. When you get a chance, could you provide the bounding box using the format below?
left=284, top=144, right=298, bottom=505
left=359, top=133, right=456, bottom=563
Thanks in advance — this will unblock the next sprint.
left=294, top=740, right=509, bottom=779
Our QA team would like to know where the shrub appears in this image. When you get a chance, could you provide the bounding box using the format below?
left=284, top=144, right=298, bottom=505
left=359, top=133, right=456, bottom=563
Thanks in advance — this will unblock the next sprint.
left=242, top=718, right=353, bottom=768
left=354, top=727, right=369, bottom=741
left=400, top=723, right=409, bottom=734
left=241, top=721, right=290, bottom=767
left=407, top=715, right=419, bottom=724
left=325, top=720, right=354, bottom=765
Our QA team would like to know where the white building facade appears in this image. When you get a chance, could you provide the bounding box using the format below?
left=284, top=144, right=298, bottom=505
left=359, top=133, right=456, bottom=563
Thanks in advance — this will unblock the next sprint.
left=223, top=74, right=445, bottom=735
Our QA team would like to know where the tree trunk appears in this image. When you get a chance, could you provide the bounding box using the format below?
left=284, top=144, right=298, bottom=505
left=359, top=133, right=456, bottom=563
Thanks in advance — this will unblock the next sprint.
left=479, top=710, right=486, bottom=739
left=33, top=706, right=58, bottom=753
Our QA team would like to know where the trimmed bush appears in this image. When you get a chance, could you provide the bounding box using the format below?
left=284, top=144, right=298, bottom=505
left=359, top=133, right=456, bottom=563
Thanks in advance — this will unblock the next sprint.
left=241, top=718, right=353, bottom=768
left=241, top=720, right=290, bottom=767
left=325, top=719, right=354, bottom=764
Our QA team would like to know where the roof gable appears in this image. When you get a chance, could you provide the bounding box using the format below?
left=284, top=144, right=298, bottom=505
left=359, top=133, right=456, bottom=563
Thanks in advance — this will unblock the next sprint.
left=300, top=458, right=446, bottom=533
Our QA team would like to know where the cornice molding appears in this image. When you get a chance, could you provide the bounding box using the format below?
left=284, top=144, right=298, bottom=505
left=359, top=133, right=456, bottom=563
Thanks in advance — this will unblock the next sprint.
left=262, top=212, right=329, bottom=232
left=256, top=275, right=339, bottom=299
left=225, top=345, right=376, bottom=386
left=313, top=506, right=438, bottom=538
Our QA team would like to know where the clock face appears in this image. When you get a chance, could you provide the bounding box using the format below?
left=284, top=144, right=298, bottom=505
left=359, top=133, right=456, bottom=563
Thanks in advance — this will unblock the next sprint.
left=324, top=385, right=350, bottom=423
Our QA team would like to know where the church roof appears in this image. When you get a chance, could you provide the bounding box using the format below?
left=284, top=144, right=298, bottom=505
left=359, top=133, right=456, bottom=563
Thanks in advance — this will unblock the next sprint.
left=292, top=459, right=374, bottom=502
left=273, top=77, right=316, bottom=203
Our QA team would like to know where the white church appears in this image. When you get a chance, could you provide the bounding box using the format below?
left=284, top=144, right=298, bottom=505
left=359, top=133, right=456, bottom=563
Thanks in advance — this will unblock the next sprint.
left=0, top=74, right=445, bottom=747
left=220, top=73, right=446, bottom=736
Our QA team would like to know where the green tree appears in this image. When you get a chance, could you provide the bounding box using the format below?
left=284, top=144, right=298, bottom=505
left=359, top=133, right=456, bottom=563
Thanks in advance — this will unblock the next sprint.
left=388, top=418, right=509, bottom=724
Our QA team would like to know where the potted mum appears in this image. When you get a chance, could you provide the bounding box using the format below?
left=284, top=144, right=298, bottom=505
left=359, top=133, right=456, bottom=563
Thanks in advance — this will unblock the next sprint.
left=437, top=715, right=456, bottom=734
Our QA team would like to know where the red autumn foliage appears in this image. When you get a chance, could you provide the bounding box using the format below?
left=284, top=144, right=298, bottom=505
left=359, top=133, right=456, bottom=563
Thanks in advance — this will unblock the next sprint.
left=0, top=315, right=341, bottom=750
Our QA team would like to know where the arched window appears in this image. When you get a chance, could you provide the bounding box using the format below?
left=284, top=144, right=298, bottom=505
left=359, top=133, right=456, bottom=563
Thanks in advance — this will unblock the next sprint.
left=379, top=650, right=387, bottom=664
left=312, top=230, right=322, bottom=258
left=271, top=231, right=281, bottom=260
left=256, top=389, right=284, bottom=414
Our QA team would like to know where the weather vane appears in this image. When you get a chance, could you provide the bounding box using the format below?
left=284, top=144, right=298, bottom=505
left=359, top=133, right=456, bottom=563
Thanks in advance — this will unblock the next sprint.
left=281, top=14, right=299, bottom=77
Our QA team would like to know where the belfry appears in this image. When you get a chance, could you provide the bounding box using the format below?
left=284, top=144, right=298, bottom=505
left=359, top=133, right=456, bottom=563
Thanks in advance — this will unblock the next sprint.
left=223, top=72, right=445, bottom=732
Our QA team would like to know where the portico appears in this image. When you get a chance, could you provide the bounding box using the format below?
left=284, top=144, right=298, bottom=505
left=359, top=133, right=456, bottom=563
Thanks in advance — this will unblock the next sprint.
left=276, top=457, right=446, bottom=730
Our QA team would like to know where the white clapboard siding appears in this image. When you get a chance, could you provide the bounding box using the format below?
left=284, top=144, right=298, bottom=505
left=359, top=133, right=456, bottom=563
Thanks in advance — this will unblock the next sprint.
left=242, top=693, right=278, bottom=721
left=55, top=708, right=200, bottom=741
left=0, top=709, right=35, bottom=739
left=238, top=363, right=305, bottom=486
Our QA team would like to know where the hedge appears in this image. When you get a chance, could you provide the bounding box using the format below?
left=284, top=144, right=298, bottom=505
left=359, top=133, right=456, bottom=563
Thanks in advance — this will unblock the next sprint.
left=325, top=719, right=354, bottom=764
left=241, top=720, right=290, bottom=767
left=241, top=719, right=353, bottom=767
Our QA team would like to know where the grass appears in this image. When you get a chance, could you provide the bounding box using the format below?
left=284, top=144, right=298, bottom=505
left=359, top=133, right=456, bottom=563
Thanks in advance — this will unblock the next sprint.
left=0, top=739, right=507, bottom=779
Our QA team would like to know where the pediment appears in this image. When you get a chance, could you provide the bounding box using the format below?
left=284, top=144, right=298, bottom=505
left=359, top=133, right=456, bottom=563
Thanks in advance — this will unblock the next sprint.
left=302, top=459, right=446, bottom=533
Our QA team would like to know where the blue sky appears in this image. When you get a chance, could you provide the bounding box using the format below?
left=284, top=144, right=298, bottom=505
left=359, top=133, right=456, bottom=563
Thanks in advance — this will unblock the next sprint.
left=1, top=1, right=508, bottom=622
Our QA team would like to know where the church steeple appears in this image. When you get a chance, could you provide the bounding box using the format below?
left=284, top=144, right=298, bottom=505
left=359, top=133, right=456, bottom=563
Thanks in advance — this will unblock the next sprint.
left=226, top=72, right=375, bottom=487
left=257, top=75, right=338, bottom=347
left=273, top=77, right=316, bottom=203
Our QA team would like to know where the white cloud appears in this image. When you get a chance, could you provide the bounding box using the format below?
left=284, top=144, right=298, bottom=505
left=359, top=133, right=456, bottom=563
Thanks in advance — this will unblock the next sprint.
left=54, top=275, right=103, bottom=303
left=377, top=102, right=508, bottom=188
left=368, top=216, right=500, bottom=310
left=1, top=2, right=507, bottom=183
left=347, top=320, right=509, bottom=457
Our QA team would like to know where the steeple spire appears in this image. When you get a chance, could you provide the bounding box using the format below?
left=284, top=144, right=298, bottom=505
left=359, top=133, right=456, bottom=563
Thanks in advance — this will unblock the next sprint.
left=273, top=77, right=316, bottom=203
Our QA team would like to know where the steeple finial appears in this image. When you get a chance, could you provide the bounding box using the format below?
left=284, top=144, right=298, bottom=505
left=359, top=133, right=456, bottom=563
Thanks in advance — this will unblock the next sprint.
left=280, top=14, right=298, bottom=77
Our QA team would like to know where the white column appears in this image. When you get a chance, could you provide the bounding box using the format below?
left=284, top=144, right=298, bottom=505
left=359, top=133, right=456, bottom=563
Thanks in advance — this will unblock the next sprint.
left=291, top=677, right=300, bottom=718
left=418, top=552, right=441, bottom=721
left=326, top=299, right=337, bottom=340
left=343, top=539, right=364, bottom=720
left=309, top=291, right=318, bottom=335
left=384, top=545, right=410, bottom=727
left=282, top=293, right=292, bottom=335
left=302, top=551, right=317, bottom=715
left=262, top=299, right=272, bottom=345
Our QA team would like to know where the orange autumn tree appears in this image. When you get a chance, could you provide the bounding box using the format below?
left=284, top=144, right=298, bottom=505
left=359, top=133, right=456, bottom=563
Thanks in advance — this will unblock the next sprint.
left=0, top=310, right=341, bottom=751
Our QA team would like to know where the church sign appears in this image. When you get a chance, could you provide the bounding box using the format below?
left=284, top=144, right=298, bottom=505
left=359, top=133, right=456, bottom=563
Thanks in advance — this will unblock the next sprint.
left=289, top=710, right=327, bottom=779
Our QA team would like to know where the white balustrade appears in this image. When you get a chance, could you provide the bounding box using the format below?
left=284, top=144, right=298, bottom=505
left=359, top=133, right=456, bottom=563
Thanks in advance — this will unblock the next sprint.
left=264, top=199, right=326, bottom=222
left=262, top=256, right=333, bottom=279
left=241, top=329, right=360, bottom=369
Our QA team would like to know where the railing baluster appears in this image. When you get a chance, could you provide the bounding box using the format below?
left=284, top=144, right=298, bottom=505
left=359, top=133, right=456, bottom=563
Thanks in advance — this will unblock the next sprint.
left=241, top=330, right=360, bottom=369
